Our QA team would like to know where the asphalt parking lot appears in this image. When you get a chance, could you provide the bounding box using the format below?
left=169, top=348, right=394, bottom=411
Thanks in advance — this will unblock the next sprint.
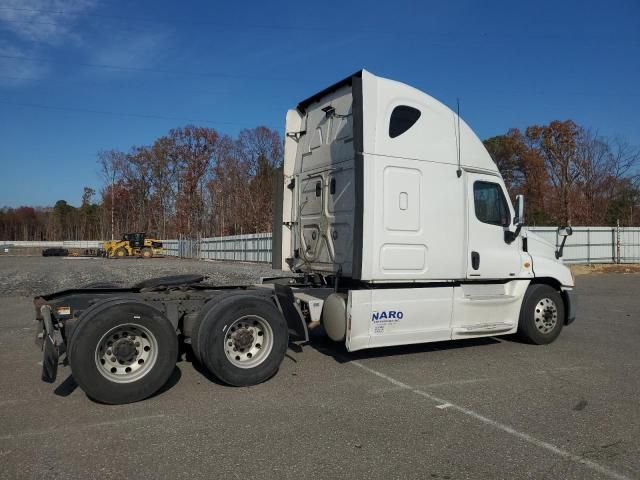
left=0, top=258, right=638, bottom=479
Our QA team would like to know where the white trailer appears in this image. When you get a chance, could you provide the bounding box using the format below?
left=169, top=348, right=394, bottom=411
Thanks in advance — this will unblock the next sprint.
left=34, top=70, right=575, bottom=404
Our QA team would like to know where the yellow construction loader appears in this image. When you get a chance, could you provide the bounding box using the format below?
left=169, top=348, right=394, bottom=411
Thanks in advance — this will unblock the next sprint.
left=102, top=233, right=164, bottom=258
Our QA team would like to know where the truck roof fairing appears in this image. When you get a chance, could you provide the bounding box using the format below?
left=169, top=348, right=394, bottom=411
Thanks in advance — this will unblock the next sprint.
left=294, top=69, right=498, bottom=173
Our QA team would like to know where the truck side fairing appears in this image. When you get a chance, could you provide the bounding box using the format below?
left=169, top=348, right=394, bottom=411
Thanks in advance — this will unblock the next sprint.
left=346, top=279, right=529, bottom=352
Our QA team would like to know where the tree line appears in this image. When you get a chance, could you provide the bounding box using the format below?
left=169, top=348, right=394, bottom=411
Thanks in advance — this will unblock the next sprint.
left=0, top=125, right=282, bottom=241
left=484, top=120, right=639, bottom=226
left=1, top=119, right=638, bottom=242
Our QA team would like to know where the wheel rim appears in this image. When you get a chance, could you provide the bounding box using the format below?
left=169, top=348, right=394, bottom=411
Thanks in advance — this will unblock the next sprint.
left=534, top=298, right=558, bottom=334
left=95, top=323, right=158, bottom=383
left=224, top=315, right=273, bottom=369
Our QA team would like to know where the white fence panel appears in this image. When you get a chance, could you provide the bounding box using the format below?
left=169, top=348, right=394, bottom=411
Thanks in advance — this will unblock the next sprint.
left=620, top=228, right=640, bottom=262
left=0, top=240, right=103, bottom=248
left=527, top=226, right=640, bottom=264
left=4, top=227, right=639, bottom=264
left=200, top=233, right=272, bottom=263
left=162, top=233, right=272, bottom=262
left=162, top=240, right=180, bottom=257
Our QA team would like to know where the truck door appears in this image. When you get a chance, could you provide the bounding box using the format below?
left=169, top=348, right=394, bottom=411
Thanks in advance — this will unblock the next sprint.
left=466, top=173, right=521, bottom=279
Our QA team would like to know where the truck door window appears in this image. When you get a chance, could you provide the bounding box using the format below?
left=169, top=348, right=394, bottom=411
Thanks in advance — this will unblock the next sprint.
left=473, top=181, right=510, bottom=227
left=389, top=105, right=421, bottom=138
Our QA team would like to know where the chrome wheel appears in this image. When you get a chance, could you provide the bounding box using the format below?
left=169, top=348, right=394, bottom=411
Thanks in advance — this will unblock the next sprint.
left=224, top=315, right=273, bottom=369
left=534, top=298, right=558, bottom=334
left=95, top=324, right=158, bottom=383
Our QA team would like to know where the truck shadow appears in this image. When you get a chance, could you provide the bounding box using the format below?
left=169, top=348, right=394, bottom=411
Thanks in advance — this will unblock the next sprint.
left=54, top=366, right=183, bottom=403
left=189, top=353, right=226, bottom=386
left=152, top=366, right=182, bottom=398
left=53, top=374, right=78, bottom=397
left=306, top=330, right=502, bottom=364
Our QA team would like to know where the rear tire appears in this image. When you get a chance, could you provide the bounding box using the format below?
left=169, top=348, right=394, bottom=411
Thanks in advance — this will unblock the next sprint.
left=190, top=294, right=228, bottom=364
left=194, top=295, right=288, bottom=387
left=141, top=247, right=153, bottom=258
left=517, top=284, right=564, bottom=345
left=68, top=300, right=178, bottom=404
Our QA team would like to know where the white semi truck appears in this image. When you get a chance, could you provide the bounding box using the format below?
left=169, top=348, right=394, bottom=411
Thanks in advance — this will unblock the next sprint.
left=34, top=70, right=575, bottom=404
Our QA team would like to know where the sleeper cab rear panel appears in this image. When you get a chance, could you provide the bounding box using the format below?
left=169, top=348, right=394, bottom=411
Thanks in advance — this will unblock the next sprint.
left=290, top=81, right=357, bottom=276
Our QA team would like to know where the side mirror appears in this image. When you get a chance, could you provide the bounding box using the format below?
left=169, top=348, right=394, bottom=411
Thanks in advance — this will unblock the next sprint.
left=514, top=194, right=525, bottom=227
left=555, top=226, right=573, bottom=259
left=504, top=194, right=525, bottom=244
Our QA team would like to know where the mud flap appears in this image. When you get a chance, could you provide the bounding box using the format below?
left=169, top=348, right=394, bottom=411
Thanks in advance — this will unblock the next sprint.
left=40, top=306, right=61, bottom=383
left=274, top=283, right=309, bottom=343
left=563, top=289, right=577, bottom=325
left=42, top=333, right=59, bottom=383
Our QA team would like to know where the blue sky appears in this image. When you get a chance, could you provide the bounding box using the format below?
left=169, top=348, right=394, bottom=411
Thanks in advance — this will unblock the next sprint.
left=0, top=0, right=638, bottom=207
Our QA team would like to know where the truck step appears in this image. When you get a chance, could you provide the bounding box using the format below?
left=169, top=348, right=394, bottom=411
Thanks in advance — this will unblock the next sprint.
left=453, top=322, right=515, bottom=335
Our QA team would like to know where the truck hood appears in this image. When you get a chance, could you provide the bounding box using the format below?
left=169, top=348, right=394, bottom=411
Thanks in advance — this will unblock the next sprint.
left=525, top=230, right=574, bottom=287
left=525, top=230, right=556, bottom=259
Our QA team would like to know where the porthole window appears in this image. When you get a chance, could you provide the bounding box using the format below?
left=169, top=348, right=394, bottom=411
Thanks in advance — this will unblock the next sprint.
left=389, top=105, right=421, bottom=138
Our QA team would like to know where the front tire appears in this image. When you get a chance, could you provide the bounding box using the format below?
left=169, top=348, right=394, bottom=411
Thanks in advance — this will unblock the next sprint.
left=68, top=300, right=178, bottom=404
left=115, top=248, right=127, bottom=258
left=193, top=295, right=288, bottom=387
left=517, top=284, right=564, bottom=345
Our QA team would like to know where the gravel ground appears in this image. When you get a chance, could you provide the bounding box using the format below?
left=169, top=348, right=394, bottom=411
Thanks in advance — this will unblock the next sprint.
left=0, top=256, right=281, bottom=297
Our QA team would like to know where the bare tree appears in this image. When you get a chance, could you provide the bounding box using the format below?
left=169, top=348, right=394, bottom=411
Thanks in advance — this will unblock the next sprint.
left=98, top=149, right=126, bottom=240
left=525, top=121, right=582, bottom=224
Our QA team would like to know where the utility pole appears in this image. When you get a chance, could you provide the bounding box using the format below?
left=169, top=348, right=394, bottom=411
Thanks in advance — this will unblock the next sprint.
left=616, top=219, right=621, bottom=264
left=111, top=173, right=115, bottom=241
